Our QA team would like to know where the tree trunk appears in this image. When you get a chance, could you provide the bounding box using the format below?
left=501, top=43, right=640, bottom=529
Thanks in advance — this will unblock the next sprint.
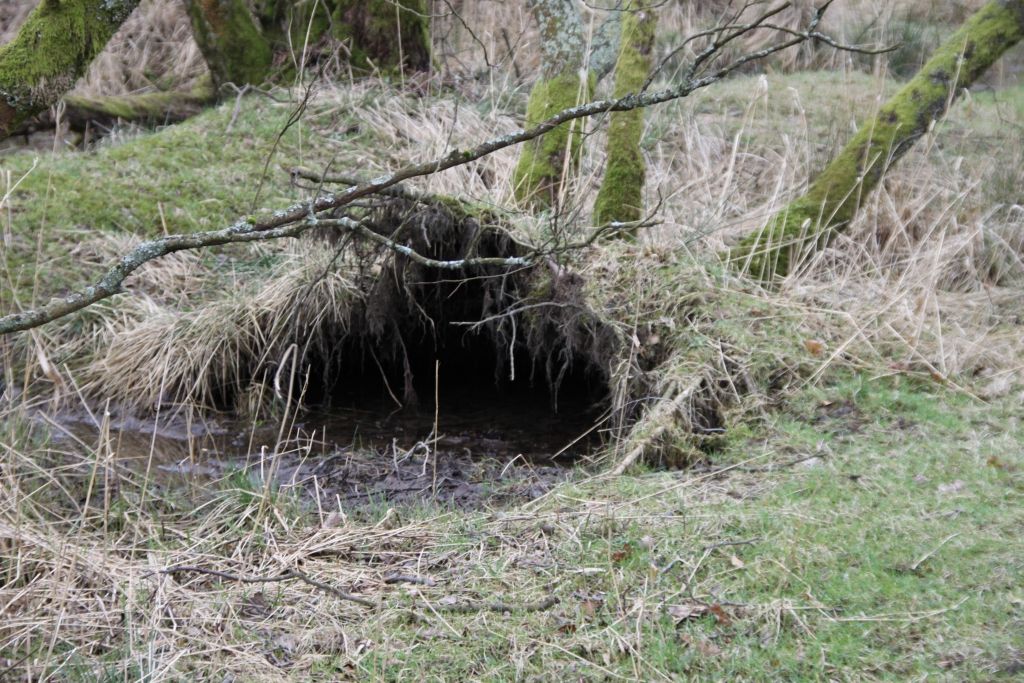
left=588, top=11, right=623, bottom=82
left=183, top=0, right=274, bottom=89
left=332, top=0, right=432, bottom=74
left=512, top=0, right=593, bottom=208
left=0, top=0, right=141, bottom=141
left=731, top=0, right=1024, bottom=279
left=593, top=2, right=654, bottom=232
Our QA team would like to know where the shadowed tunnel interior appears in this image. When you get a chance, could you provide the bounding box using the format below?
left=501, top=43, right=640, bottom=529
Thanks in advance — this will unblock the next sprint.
left=297, top=240, right=614, bottom=456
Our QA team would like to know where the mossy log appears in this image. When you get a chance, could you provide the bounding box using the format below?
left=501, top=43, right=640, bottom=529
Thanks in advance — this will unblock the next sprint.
left=0, top=0, right=141, bottom=141
left=60, top=78, right=216, bottom=130
left=593, top=2, right=655, bottom=233
left=512, top=0, right=593, bottom=208
left=183, top=0, right=274, bottom=89
left=731, top=0, right=1024, bottom=279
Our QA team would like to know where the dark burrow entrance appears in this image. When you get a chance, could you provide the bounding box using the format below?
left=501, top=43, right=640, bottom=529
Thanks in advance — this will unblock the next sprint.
left=279, top=218, right=617, bottom=508
left=251, top=200, right=618, bottom=509
left=293, top=199, right=619, bottom=470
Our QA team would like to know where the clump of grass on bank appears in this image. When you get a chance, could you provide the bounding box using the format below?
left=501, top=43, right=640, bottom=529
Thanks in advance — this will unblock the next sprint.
left=3, top=69, right=1023, bottom=458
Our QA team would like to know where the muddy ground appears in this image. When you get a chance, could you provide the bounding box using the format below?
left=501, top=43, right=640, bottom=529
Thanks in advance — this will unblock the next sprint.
left=49, top=394, right=606, bottom=511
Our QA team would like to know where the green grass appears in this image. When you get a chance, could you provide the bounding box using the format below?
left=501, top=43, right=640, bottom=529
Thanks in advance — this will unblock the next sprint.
left=347, top=376, right=1022, bottom=681
left=0, top=91, right=369, bottom=305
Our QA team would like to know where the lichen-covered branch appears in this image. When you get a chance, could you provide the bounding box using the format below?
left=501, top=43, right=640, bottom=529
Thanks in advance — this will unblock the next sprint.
left=593, top=1, right=655, bottom=232
left=0, top=3, right=845, bottom=335
left=0, top=0, right=141, bottom=141
left=512, top=0, right=592, bottom=208
left=731, top=0, right=1024, bottom=279
left=183, top=0, right=274, bottom=89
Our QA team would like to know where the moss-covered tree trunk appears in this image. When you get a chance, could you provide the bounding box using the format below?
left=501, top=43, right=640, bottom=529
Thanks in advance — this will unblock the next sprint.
left=183, top=0, right=274, bottom=89
left=187, top=0, right=431, bottom=87
left=332, top=0, right=431, bottom=73
left=0, top=0, right=141, bottom=141
left=593, top=2, right=654, bottom=231
left=512, top=0, right=593, bottom=208
left=731, top=0, right=1024, bottom=279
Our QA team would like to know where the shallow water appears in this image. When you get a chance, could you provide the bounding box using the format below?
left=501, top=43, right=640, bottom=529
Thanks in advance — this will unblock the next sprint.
left=49, top=393, right=605, bottom=510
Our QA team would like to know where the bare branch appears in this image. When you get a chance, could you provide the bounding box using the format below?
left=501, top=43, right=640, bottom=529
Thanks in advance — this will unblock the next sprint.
left=320, top=218, right=533, bottom=270
left=0, top=1, right=856, bottom=336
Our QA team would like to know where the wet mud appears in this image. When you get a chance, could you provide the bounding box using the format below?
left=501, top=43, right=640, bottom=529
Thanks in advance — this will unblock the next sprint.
left=50, top=393, right=605, bottom=511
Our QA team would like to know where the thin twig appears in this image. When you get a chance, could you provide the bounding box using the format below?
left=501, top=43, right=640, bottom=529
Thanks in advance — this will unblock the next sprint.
left=437, top=595, right=559, bottom=614
left=383, top=573, right=437, bottom=586
left=148, top=565, right=377, bottom=608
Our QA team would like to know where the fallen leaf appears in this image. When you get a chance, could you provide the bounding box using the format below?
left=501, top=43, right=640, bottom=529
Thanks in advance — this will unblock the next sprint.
left=611, top=543, right=634, bottom=564
left=803, top=339, right=825, bottom=356
left=987, top=456, right=1017, bottom=471
left=667, top=603, right=709, bottom=622
left=729, top=555, right=745, bottom=569
left=708, top=603, right=732, bottom=626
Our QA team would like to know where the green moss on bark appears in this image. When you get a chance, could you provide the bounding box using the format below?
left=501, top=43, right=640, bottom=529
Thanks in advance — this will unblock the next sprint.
left=0, top=0, right=141, bottom=140
left=732, top=0, right=1024, bottom=279
left=332, top=0, right=431, bottom=73
left=184, top=0, right=274, bottom=89
left=513, top=0, right=592, bottom=208
left=593, top=2, right=655, bottom=233
left=512, top=72, right=594, bottom=207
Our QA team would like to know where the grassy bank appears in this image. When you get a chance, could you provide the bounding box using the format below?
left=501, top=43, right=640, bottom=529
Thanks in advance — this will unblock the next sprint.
left=0, top=374, right=1019, bottom=680
left=0, top=49, right=1022, bottom=682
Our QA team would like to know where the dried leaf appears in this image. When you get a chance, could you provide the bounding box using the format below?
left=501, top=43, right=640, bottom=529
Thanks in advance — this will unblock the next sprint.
left=611, top=543, right=633, bottom=564
left=803, top=339, right=825, bottom=356
left=708, top=603, right=732, bottom=626
left=729, top=555, right=745, bottom=569
left=667, top=603, right=709, bottom=622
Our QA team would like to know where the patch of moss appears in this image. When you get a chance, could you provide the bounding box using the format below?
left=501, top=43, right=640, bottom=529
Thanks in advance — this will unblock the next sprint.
left=184, top=0, right=273, bottom=88
left=0, top=97, right=342, bottom=303
left=0, top=0, right=141, bottom=137
left=511, top=71, right=594, bottom=207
